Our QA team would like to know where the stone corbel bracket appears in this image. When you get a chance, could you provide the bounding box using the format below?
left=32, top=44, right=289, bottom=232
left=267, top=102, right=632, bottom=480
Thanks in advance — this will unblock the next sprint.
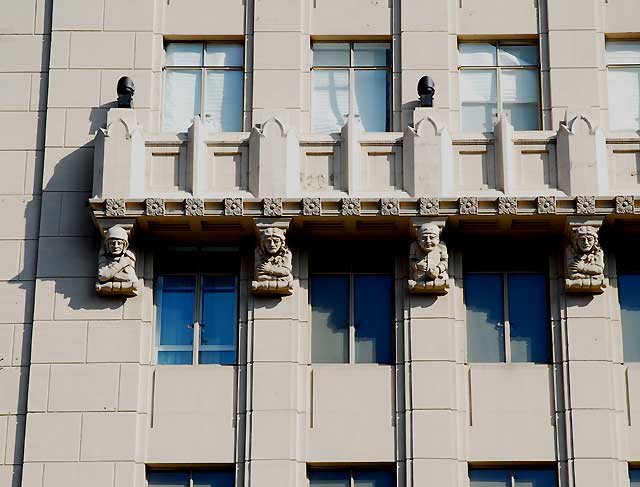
left=95, top=221, right=140, bottom=298
left=408, top=217, right=450, bottom=295
left=564, top=216, right=607, bottom=294
left=251, top=218, right=294, bottom=297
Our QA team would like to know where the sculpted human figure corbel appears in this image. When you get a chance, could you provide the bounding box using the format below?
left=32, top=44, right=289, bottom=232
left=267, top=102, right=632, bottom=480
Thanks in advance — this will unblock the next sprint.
left=408, top=222, right=449, bottom=294
left=252, top=226, right=293, bottom=296
left=96, top=225, right=139, bottom=297
left=565, top=225, right=606, bottom=293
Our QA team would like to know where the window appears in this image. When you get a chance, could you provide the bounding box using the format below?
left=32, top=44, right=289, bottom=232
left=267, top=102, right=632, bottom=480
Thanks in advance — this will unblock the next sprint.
left=148, top=469, right=234, bottom=487
left=469, top=468, right=556, bottom=487
left=310, top=253, right=394, bottom=364
left=311, top=42, right=391, bottom=133
left=630, top=467, right=640, bottom=487
left=618, top=274, right=640, bottom=362
left=163, top=42, right=244, bottom=132
left=606, top=41, right=640, bottom=130
left=155, top=249, right=239, bottom=365
left=459, top=42, right=540, bottom=132
left=465, top=273, right=549, bottom=363
left=309, top=467, right=395, bottom=487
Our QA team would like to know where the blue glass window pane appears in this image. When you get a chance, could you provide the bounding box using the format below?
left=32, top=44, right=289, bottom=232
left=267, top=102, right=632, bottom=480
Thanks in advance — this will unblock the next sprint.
left=311, top=276, right=349, bottom=363
left=157, top=351, right=192, bottom=365
left=354, top=469, right=395, bottom=487
left=508, top=274, right=549, bottom=363
left=354, top=275, right=393, bottom=364
left=469, top=469, right=509, bottom=487
left=465, top=274, right=505, bottom=362
left=148, top=471, right=189, bottom=487
left=157, top=276, right=196, bottom=365
left=313, top=43, right=350, bottom=67
left=309, top=470, right=350, bottom=487
left=354, top=70, right=389, bottom=131
left=192, top=470, right=235, bottom=487
left=631, top=469, right=640, bottom=486
left=204, top=70, right=243, bottom=132
left=353, top=43, right=391, bottom=67
left=619, top=274, right=640, bottom=362
left=514, top=469, right=556, bottom=487
left=200, top=276, right=237, bottom=365
left=312, top=69, right=349, bottom=133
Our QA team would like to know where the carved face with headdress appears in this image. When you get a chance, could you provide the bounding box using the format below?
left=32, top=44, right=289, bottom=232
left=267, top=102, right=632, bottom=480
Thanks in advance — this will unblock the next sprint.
left=260, top=227, right=286, bottom=255
left=417, top=222, right=441, bottom=252
left=104, top=225, right=129, bottom=257
left=572, top=225, right=599, bottom=253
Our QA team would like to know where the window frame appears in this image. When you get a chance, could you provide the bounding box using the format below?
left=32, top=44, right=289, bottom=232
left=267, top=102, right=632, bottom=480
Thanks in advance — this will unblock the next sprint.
left=309, top=265, right=395, bottom=365
left=308, top=465, right=396, bottom=487
left=155, top=271, right=239, bottom=366
left=311, top=41, right=392, bottom=132
left=458, top=41, right=542, bottom=132
left=464, top=270, right=551, bottom=364
left=605, top=40, right=640, bottom=131
left=468, top=466, right=557, bottom=487
left=162, top=41, right=245, bottom=132
left=147, top=468, right=235, bottom=487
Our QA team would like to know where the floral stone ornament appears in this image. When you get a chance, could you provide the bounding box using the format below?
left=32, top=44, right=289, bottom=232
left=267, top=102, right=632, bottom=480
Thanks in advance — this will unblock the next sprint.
left=576, top=195, right=596, bottom=215
left=263, top=197, right=283, bottom=216
left=224, top=198, right=243, bottom=216
left=341, top=198, right=361, bottom=216
left=419, top=197, right=439, bottom=216
left=303, top=198, right=321, bottom=216
left=380, top=198, right=400, bottom=216
left=498, top=196, right=517, bottom=215
left=145, top=198, right=165, bottom=216
left=105, top=198, right=125, bottom=217
left=408, top=222, right=449, bottom=294
left=96, top=225, right=139, bottom=297
left=252, top=227, right=293, bottom=296
left=459, top=197, right=478, bottom=215
left=537, top=196, right=556, bottom=214
left=185, top=198, right=204, bottom=216
left=565, top=225, right=605, bottom=293
left=615, top=195, right=634, bottom=214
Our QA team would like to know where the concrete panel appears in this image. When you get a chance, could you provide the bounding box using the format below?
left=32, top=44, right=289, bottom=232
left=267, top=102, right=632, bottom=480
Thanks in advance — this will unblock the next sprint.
left=64, top=108, right=107, bottom=147
left=566, top=318, right=613, bottom=361
left=0, top=35, right=46, bottom=72
left=39, top=191, right=95, bottom=237
left=87, top=321, right=141, bottom=363
left=69, top=32, right=135, bottom=69
left=606, top=0, right=640, bottom=33
left=252, top=70, right=301, bottom=110
left=0, top=367, right=27, bottom=414
left=252, top=362, right=297, bottom=411
left=42, top=147, right=93, bottom=192
left=468, top=365, right=556, bottom=461
left=250, top=409, right=297, bottom=460
left=43, top=462, right=114, bottom=487
left=80, top=412, right=137, bottom=461
left=147, top=366, right=236, bottom=463
left=0, top=112, right=44, bottom=150
left=255, top=0, right=303, bottom=32
left=0, top=152, right=28, bottom=195
left=401, top=32, right=450, bottom=70
left=0, top=466, right=22, bottom=487
left=412, top=410, right=458, bottom=459
left=23, top=412, right=82, bottom=461
left=311, top=0, right=391, bottom=35
left=49, top=277, right=125, bottom=321
left=5, top=414, right=26, bottom=464
left=0, top=325, right=14, bottom=369
left=401, top=0, right=449, bottom=32
left=49, top=31, right=70, bottom=69
left=411, top=361, right=458, bottom=410
left=118, top=364, right=143, bottom=411
left=27, top=363, right=49, bottom=412
left=104, top=0, right=155, bottom=31
left=0, top=74, right=31, bottom=111
left=0, top=415, right=7, bottom=462
left=0, top=240, right=22, bottom=279
left=568, top=361, right=615, bottom=409
left=309, top=365, right=395, bottom=462
left=571, top=409, right=615, bottom=458
left=548, top=30, right=598, bottom=69
left=52, top=0, right=104, bottom=31
left=37, top=237, right=97, bottom=278
left=458, top=0, right=538, bottom=35
left=30, top=73, right=48, bottom=111
left=31, top=321, right=87, bottom=363
left=21, top=463, right=43, bottom=487
left=254, top=33, right=303, bottom=71
left=48, top=364, right=120, bottom=411
left=48, top=70, right=101, bottom=108
left=164, top=0, right=244, bottom=35
left=0, top=0, right=36, bottom=34
left=547, top=0, right=597, bottom=30
left=252, top=320, right=296, bottom=362
left=573, top=459, right=618, bottom=487
left=249, top=460, right=298, bottom=487
left=0, top=281, right=35, bottom=323
left=12, top=323, right=32, bottom=366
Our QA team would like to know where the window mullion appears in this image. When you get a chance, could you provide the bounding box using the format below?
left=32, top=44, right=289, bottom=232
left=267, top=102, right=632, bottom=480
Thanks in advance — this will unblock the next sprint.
left=349, top=274, right=356, bottom=364
left=193, top=274, right=202, bottom=365
left=510, top=470, right=516, bottom=487
left=503, top=272, right=511, bottom=363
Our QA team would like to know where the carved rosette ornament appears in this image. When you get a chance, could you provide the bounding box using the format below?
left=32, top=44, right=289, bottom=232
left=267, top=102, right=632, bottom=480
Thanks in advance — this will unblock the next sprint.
left=145, top=198, right=165, bottom=216
left=263, top=198, right=283, bottom=216
left=459, top=197, right=478, bottom=215
left=380, top=198, right=400, bottom=216
left=408, top=222, right=449, bottom=295
left=537, top=196, right=556, bottom=214
left=615, top=195, right=634, bottom=214
left=419, top=197, right=439, bottom=216
left=184, top=198, right=204, bottom=216
left=565, top=225, right=606, bottom=294
left=341, top=198, right=361, bottom=216
left=498, top=196, right=517, bottom=215
left=576, top=196, right=596, bottom=215
left=252, top=227, right=293, bottom=296
left=224, top=198, right=243, bottom=216
left=96, top=225, right=139, bottom=297
left=105, top=198, right=125, bottom=217
left=303, top=198, right=321, bottom=216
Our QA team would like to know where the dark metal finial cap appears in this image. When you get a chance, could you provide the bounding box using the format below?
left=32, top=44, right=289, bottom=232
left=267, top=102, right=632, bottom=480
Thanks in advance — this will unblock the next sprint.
left=417, top=76, right=435, bottom=107
left=117, top=76, right=135, bottom=108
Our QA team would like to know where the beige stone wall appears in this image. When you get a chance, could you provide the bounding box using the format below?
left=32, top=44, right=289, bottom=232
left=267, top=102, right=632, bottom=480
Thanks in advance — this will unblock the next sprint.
left=4, top=1, right=640, bottom=487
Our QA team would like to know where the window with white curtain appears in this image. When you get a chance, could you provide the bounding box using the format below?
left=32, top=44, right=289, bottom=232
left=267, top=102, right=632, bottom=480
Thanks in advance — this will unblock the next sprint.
left=606, top=41, right=640, bottom=130
left=469, top=468, right=556, bottom=487
left=459, top=42, right=540, bottom=132
left=311, top=42, right=391, bottom=133
left=163, top=42, right=244, bottom=132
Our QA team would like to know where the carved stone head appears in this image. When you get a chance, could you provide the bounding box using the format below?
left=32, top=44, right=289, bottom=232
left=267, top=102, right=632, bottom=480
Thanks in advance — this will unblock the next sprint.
left=417, top=222, right=441, bottom=252
left=571, top=225, right=599, bottom=253
left=260, top=227, right=286, bottom=255
left=104, top=225, right=129, bottom=257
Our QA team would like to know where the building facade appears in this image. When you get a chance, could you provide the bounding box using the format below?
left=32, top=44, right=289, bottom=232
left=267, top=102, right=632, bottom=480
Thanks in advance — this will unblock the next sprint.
left=2, top=0, right=640, bottom=486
